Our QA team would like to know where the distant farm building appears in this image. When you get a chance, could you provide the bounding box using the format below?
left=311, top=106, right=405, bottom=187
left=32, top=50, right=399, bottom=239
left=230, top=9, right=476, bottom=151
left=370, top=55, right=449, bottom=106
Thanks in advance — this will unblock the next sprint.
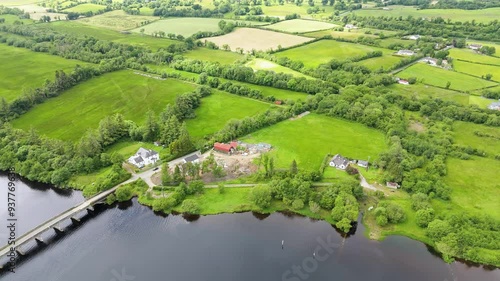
left=398, top=79, right=409, bottom=85
left=214, top=142, right=238, bottom=154
left=386, top=182, right=400, bottom=189
left=468, top=44, right=482, bottom=51
left=183, top=152, right=201, bottom=164
left=397, top=50, right=415, bottom=56
left=274, top=100, right=283, bottom=105
left=329, top=154, right=349, bottom=170
left=345, top=24, right=358, bottom=29
left=128, top=147, right=159, bottom=168
left=357, top=160, right=369, bottom=168
left=406, top=35, right=420, bottom=40
left=488, top=100, right=500, bottom=111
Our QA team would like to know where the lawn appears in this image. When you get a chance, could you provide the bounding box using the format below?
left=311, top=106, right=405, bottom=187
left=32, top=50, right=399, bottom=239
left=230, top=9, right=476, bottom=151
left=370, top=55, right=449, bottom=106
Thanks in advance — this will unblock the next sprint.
left=245, top=58, right=314, bottom=79
left=77, top=10, right=159, bottom=31
left=105, top=140, right=169, bottom=160
left=449, top=48, right=500, bottom=66
left=274, top=40, right=392, bottom=68
left=452, top=121, right=500, bottom=158
left=184, top=48, right=243, bottom=64
left=444, top=157, right=500, bottom=220
left=46, top=21, right=177, bottom=50
left=453, top=60, right=500, bottom=82
left=0, top=44, right=88, bottom=102
left=241, top=113, right=387, bottom=170
left=397, top=63, right=497, bottom=91
left=186, top=90, right=273, bottom=141
left=132, top=18, right=267, bottom=37
left=11, top=70, right=195, bottom=141
left=205, top=27, right=313, bottom=52
left=175, top=188, right=255, bottom=215
left=355, top=55, right=403, bottom=71
left=264, top=19, right=337, bottom=33
left=352, top=6, right=500, bottom=23
left=63, top=3, right=107, bottom=13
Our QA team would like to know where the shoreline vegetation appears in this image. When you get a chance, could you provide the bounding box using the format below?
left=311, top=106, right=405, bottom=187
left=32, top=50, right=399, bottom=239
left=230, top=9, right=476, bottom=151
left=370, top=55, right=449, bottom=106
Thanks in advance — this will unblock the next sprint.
left=1, top=0, right=499, bottom=269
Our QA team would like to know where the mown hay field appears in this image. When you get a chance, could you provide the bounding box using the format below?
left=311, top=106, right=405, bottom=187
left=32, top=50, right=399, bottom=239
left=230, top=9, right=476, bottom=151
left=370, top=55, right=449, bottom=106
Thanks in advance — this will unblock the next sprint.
left=355, top=55, right=403, bottom=71
left=397, top=63, right=497, bottom=91
left=241, top=113, right=386, bottom=170
left=264, top=19, right=337, bottom=33
left=205, top=28, right=313, bottom=52
left=274, top=39, right=392, bottom=68
left=245, top=59, right=314, bottom=79
left=77, top=10, right=158, bottom=31
left=133, top=18, right=267, bottom=37
left=0, top=44, right=88, bottom=102
left=12, top=70, right=195, bottom=141
left=63, top=3, right=107, bottom=13
left=184, top=48, right=244, bottom=64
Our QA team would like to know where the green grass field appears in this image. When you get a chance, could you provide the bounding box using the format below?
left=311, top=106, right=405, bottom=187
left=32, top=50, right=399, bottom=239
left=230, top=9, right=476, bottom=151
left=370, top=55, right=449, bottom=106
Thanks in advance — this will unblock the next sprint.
left=241, top=113, right=386, bottom=170
left=469, top=95, right=497, bottom=109
left=12, top=70, right=195, bottom=141
left=275, top=40, right=392, bottom=68
left=186, top=90, right=273, bottom=141
left=444, top=157, right=500, bottom=220
left=46, top=21, right=177, bottom=50
left=454, top=61, right=500, bottom=82
left=183, top=48, right=244, bottom=64
left=245, top=59, right=313, bottom=79
left=0, top=0, right=37, bottom=5
left=132, top=18, right=267, bottom=37
left=356, top=55, right=403, bottom=71
left=353, top=6, right=500, bottom=23
left=261, top=3, right=335, bottom=19
left=397, top=63, right=497, bottom=91
left=449, top=48, right=500, bottom=66
left=452, top=121, right=500, bottom=158
left=0, top=44, right=88, bottom=102
left=264, top=19, right=337, bottom=33
left=0, top=14, right=34, bottom=25
left=77, top=10, right=159, bottom=31
left=63, top=3, right=106, bottom=13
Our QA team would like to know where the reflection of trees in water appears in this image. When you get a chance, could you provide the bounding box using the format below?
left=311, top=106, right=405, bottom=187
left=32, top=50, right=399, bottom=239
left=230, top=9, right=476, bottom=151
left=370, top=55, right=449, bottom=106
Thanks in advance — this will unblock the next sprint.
left=1, top=171, right=75, bottom=197
left=117, top=200, right=133, bottom=210
left=251, top=211, right=270, bottom=220
left=182, top=213, right=200, bottom=222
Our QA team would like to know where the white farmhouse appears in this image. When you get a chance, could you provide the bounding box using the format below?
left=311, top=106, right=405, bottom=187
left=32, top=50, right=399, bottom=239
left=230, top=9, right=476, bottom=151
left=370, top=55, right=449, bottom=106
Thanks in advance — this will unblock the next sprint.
left=128, top=147, right=159, bottom=168
left=329, top=154, right=349, bottom=170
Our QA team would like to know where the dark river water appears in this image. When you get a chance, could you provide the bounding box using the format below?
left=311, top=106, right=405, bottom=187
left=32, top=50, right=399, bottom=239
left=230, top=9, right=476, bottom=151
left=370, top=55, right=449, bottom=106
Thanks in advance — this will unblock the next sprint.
left=0, top=173, right=498, bottom=281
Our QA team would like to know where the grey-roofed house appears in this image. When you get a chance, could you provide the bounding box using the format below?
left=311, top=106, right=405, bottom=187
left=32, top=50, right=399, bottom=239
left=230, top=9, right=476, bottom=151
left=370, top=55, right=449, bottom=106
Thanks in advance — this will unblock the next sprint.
left=357, top=160, right=369, bottom=168
left=128, top=147, right=159, bottom=168
left=184, top=154, right=200, bottom=164
left=488, top=100, right=500, bottom=111
left=329, top=154, right=349, bottom=170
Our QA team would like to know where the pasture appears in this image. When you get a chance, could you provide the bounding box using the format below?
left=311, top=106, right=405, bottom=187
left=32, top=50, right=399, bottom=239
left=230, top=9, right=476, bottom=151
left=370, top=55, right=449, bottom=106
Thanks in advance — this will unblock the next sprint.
left=397, top=63, right=497, bottom=91
left=261, top=3, right=335, bottom=19
left=353, top=6, right=500, bottom=23
left=0, top=0, right=37, bottom=5
left=245, top=59, right=313, bottom=79
left=47, top=21, right=177, bottom=50
left=241, top=113, right=386, bottom=170
left=0, top=44, right=88, bottom=102
left=274, top=40, right=392, bottom=68
left=355, top=55, right=403, bottom=71
left=77, top=10, right=158, bottom=31
left=184, top=48, right=243, bottom=64
left=452, top=121, right=500, bottom=158
left=444, top=157, right=500, bottom=220
left=133, top=18, right=267, bottom=38
left=63, top=3, right=107, bottom=13
left=186, top=90, right=273, bottom=141
left=448, top=48, right=500, bottom=66
left=11, top=70, right=195, bottom=141
left=205, top=28, right=313, bottom=52
left=306, top=29, right=378, bottom=40
left=264, top=19, right=337, bottom=33
left=14, top=4, right=66, bottom=21
left=389, top=84, right=469, bottom=105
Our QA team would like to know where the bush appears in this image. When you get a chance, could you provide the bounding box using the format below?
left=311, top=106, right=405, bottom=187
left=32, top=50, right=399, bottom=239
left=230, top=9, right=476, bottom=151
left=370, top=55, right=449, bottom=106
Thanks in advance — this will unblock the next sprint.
left=386, top=203, right=406, bottom=223
left=309, top=201, right=320, bottom=214
left=188, top=180, right=204, bottom=195
left=376, top=215, right=388, bottom=226
left=416, top=208, right=434, bottom=228
left=250, top=185, right=272, bottom=208
left=181, top=199, right=200, bottom=214
left=292, top=199, right=305, bottom=210
left=218, top=183, right=226, bottom=194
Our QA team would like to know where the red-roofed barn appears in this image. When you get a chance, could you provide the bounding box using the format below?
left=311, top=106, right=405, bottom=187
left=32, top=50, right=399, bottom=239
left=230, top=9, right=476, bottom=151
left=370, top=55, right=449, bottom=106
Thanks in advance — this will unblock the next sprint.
left=214, top=142, right=237, bottom=154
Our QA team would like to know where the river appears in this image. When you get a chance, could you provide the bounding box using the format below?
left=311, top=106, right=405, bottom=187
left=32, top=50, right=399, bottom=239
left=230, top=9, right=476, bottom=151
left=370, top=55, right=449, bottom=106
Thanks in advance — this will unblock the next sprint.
left=0, top=173, right=498, bottom=281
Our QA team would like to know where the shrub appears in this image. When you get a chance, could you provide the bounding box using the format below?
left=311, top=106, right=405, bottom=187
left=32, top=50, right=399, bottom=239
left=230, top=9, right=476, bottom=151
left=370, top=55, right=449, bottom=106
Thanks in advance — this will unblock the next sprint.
left=292, top=199, right=305, bottom=210
left=416, top=208, right=434, bottom=228
left=250, top=185, right=272, bottom=208
left=181, top=199, right=200, bottom=214
left=309, top=201, right=320, bottom=214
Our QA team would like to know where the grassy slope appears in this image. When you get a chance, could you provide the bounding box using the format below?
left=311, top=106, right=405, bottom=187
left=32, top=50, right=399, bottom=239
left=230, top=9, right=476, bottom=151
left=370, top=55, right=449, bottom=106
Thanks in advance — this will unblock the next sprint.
left=184, top=48, right=244, bottom=64
left=453, top=60, right=500, bottom=82
left=0, top=44, right=88, bottom=102
left=353, top=6, right=500, bottom=23
left=355, top=55, right=403, bottom=71
left=449, top=48, right=500, bottom=66
left=264, top=19, right=337, bottom=33
left=397, top=63, right=497, bottom=91
left=241, top=113, right=386, bottom=170
left=275, top=40, right=392, bottom=68
left=46, top=21, right=177, bottom=51
left=245, top=58, right=314, bottom=79
left=388, top=83, right=470, bottom=105
left=452, top=121, right=500, bottom=158
left=186, top=90, right=273, bottom=141
left=12, top=70, right=195, bottom=141
left=77, top=10, right=159, bottom=31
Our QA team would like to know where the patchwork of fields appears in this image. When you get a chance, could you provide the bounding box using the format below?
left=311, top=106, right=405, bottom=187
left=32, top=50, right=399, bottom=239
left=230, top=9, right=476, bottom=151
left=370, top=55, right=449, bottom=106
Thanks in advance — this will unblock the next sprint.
left=275, top=39, right=393, bottom=68
left=205, top=28, right=313, bottom=52
left=264, top=19, right=337, bottom=33
left=397, top=63, right=497, bottom=91
left=241, top=114, right=386, bottom=170
left=0, top=44, right=88, bottom=102
left=11, top=70, right=195, bottom=141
